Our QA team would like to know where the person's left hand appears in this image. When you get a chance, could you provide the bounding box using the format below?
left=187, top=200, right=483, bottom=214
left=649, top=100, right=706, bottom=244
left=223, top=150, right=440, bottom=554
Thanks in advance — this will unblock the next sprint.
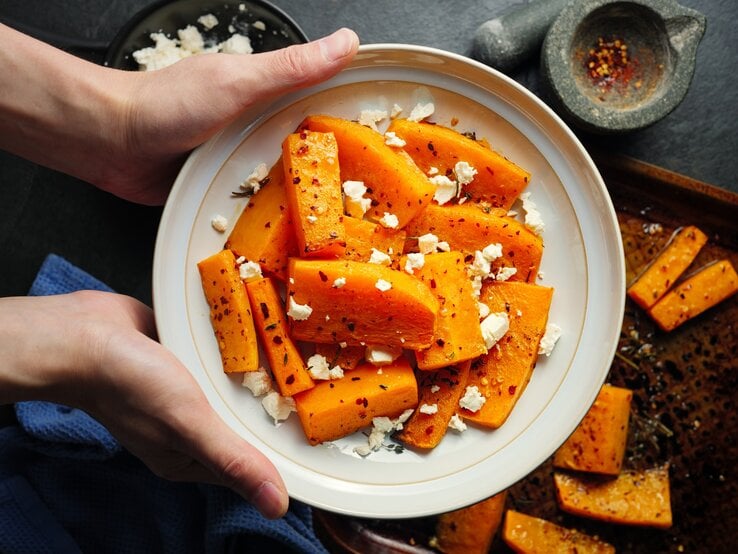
left=101, top=28, right=359, bottom=205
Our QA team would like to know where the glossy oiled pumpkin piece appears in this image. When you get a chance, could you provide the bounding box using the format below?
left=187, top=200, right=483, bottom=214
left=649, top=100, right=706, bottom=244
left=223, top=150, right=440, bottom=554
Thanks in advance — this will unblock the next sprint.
left=627, top=225, right=707, bottom=310
left=197, top=249, right=259, bottom=373
left=342, top=216, right=406, bottom=263
left=648, top=259, right=738, bottom=331
left=313, top=342, right=365, bottom=371
left=224, top=160, right=298, bottom=281
left=554, top=466, right=673, bottom=528
left=388, top=118, right=530, bottom=209
left=282, top=130, right=346, bottom=257
left=434, top=491, right=507, bottom=554
left=287, top=258, right=439, bottom=350
left=245, top=277, right=314, bottom=397
left=553, top=383, right=632, bottom=475
left=462, top=281, right=553, bottom=428
left=293, top=358, right=418, bottom=445
left=300, top=115, right=434, bottom=227
left=503, top=510, right=615, bottom=553
left=404, top=203, right=542, bottom=282
left=411, top=251, right=486, bottom=370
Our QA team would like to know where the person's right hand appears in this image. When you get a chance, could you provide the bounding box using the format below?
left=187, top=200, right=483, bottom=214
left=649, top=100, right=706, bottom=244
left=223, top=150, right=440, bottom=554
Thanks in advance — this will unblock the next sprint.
left=0, top=291, right=288, bottom=519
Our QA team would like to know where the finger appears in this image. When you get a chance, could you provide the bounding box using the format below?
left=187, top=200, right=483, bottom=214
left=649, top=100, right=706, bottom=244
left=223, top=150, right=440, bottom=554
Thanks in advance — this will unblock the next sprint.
left=240, top=28, right=359, bottom=101
left=183, top=410, right=289, bottom=519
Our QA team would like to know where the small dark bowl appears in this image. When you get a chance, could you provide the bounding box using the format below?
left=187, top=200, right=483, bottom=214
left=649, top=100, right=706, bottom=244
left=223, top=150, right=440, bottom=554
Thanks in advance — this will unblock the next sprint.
left=541, top=0, right=705, bottom=133
left=105, top=0, right=308, bottom=70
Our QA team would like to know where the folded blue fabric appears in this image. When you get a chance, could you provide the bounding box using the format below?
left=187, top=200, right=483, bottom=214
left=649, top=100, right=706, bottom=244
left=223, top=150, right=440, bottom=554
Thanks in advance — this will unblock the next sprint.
left=0, top=254, right=328, bottom=554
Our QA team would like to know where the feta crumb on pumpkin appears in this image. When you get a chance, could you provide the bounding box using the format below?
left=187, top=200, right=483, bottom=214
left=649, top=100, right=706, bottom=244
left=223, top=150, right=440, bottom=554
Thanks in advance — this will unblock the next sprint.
left=333, top=277, right=346, bottom=288
left=375, top=279, right=392, bottom=292
left=459, top=386, right=486, bottom=413
left=471, top=275, right=483, bottom=298
left=238, top=260, right=262, bottom=281
left=342, top=180, right=371, bottom=216
left=427, top=166, right=439, bottom=176
left=365, top=344, right=402, bottom=366
left=454, top=161, right=477, bottom=186
left=495, top=266, right=518, bottom=281
left=436, top=241, right=451, bottom=252
left=358, top=109, right=388, bottom=131
left=384, top=131, right=406, bottom=148
left=197, top=13, right=219, bottom=30
left=430, top=385, right=441, bottom=393
left=287, top=298, right=312, bottom=320
left=417, top=233, right=441, bottom=255
left=379, top=212, right=399, bottom=229
left=538, top=323, right=562, bottom=356
left=520, top=192, right=545, bottom=236
left=390, top=103, right=403, bottom=118
left=211, top=214, right=228, bottom=232
left=242, top=367, right=273, bottom=396
left=408, top=101, right=435, bottom=122
left=429, top=174, right=457, bottom=206
left=306, top=214, right=318, bottom=223
left=480, top=311, right=510, bottom=350
left=368, top=248, right=392, bottom=266
left=261, top=391, right=295, bottom=424
left=468, top=243, right=503, bottom=279
left=448, top=413, right=468, bottom=432
left=478, top=301, right=491, bottom=319
left=306, top=354, right=344, bottom=380
left=482, top=242, right=503, bottom=262
left=404, top=252, right=425, bottom=274
left=419, top=403, right=438, bottom=415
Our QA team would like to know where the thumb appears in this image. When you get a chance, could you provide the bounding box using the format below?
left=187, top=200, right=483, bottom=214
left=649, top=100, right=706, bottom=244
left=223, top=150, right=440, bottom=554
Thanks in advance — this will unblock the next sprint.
left=244, top=28, right=359, bottom=100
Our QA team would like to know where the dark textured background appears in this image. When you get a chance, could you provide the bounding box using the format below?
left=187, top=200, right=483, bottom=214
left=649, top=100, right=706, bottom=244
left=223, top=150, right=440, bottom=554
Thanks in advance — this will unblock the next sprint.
left=0, top=0, right=735, bottom=303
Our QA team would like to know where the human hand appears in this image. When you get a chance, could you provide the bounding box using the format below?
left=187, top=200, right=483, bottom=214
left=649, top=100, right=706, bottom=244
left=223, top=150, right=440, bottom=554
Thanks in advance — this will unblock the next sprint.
left=0, top=24, right=359, bottom=206
left=0, top=291, right=288, bottom=519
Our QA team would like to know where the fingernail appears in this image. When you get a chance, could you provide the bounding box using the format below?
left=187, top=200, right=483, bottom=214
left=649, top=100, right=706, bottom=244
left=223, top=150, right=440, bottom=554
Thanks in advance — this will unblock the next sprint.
left=319, top=28, right=358, bottom=62
left=252, top=481, right=288, bottom=519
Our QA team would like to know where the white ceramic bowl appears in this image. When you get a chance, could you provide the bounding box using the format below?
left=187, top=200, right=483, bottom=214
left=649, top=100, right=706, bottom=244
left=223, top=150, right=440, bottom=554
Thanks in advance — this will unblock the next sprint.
left=153, top=44, right=625, bottom=517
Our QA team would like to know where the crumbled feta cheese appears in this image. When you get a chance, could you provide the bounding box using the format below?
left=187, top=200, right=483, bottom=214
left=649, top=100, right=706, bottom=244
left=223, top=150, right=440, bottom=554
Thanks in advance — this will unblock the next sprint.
left=482, top=242, right=503, bottom=262
left=419, top=403, right=438, bottom=415
left=333, top=277, right=346, bottom=288
left=417, top=233, right=441, bottom=255
left=495, top=266, right=518, bottom=281
left=178, top=25, right=205, bottom=53
left=235, top=256, right=246, bottom=264
left=358, top=109, right=388, bottom=131
left=471, top=275, right=483, bottom=298
left=306, top=354, right=343, bottom=380
left=238, top=260, right=262, bottom=281
left=261, top=391, right=295, bottom=424
left=287, top=298, right=312, bottom=320
left=430, top=174, right=457, bottom=206
left=220, top=34, right=253, bottom=54
left=480, top=312, right=510, bottom=350
left=353, top=410, right=414, bottom=456
left=211, top=214, right=228, bottom=232
left=469, top=250, right=492, bottom=278
left=478, top=301, right=491, bottom=319
left=365, top=344, right=402, bottom=366
left=197, top=13, right=219, bottom=30
left=408, top=102, right=435, bottom=122
left=430, top=385, right=441, bottom=394
left=448, top=413, right=468, bottom=432
left=241, top=162, right=268, bottom=194
left=384, top=131, right=406, bottom=148
left=459, top=386, right=486, bottom=413
left=252, top=20, right=267, bottom=31
left=375, top=279, right=392, bottom=292
left=368, top=248, right=392, bottom=266
left=404, top=252, right=425, bottom=274
left=329, top=366, right=345, bottom=379
left=454, top=161, right=477, bottom=186
left=306, top=214, right=318, bottom=223
left=516, top=309, right=523, bottom=317
left=507, top=209, right=519, bottom=217
left=342, top=180, right=371, bottom=216
left=242, top=367, right=273, bottom=397
left=379, top=212, right=399, bottom=229
left=427, top=166, right=439, bottom=176
left=436, top=241, right=451, bottom=252
left=538, top=323, right=562, bottom=356
left=390, top=103, right=403, bottom=118
left=133, top=33, right=191, bottom=71
left=520, top=192, right=545, bottom=236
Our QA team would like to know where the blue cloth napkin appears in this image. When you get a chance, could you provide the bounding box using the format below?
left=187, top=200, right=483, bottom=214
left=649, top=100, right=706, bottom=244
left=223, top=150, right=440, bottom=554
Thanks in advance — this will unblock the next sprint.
left=0, top=254, right=328, bottom=554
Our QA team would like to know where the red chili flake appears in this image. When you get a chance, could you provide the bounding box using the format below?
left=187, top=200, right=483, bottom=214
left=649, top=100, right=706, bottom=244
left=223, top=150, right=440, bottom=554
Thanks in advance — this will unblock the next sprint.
left=508, top=385, right=517, bottom=395
left=272, top=336, right=283, bottom=345
left=286, top=374, right=295, bottom=385
left=297, top=144, right=309, bottom=155
left=292, top=177, right=301, bottom=185
left=425, top=426, right=434, bottom=435
left=585, top=36, right=635, bottom=89
left=318, top=271, right=328, bottom=282
left=260, top=302, right=270, bottom=320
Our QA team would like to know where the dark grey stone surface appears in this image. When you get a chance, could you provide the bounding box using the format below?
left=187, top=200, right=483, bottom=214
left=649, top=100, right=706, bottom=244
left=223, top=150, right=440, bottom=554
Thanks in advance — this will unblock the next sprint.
left=0, top=0, right=736, bottom=300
